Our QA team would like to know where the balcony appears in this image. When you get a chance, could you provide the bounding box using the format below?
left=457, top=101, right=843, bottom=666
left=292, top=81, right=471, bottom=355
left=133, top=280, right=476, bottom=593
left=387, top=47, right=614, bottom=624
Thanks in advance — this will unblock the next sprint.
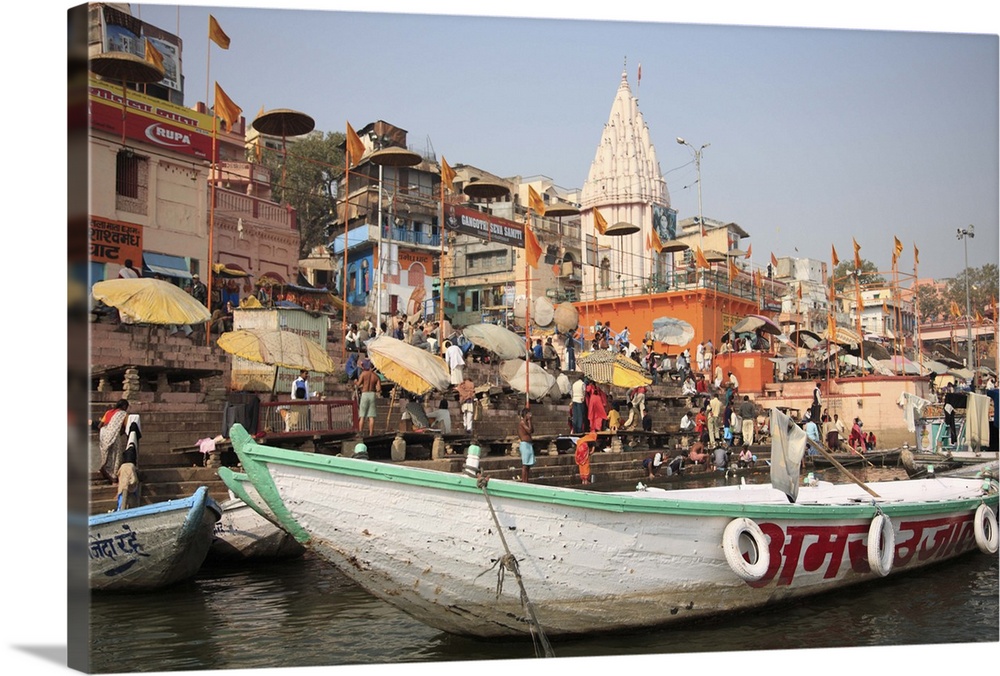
left=214, top=187, right=296, bottom=230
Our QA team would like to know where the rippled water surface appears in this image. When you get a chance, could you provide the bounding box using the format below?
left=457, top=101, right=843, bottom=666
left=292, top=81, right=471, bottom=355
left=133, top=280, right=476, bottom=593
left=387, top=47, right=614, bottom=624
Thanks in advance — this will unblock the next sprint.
left=89, top=545, right=998, bottom=672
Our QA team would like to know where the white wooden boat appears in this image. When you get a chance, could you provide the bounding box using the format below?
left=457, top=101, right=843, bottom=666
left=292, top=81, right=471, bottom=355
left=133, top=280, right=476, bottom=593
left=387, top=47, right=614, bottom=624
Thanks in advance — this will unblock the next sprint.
left=208, top=468, right=305, bottom=562
left=89, top=486, right=221, bottom=591
left=228, top=421, right=999, bottom=638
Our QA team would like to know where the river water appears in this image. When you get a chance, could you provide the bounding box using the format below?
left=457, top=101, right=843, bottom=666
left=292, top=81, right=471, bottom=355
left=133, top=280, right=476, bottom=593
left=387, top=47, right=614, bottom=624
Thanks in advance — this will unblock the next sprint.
left=87, top=466, right=999, bottom=674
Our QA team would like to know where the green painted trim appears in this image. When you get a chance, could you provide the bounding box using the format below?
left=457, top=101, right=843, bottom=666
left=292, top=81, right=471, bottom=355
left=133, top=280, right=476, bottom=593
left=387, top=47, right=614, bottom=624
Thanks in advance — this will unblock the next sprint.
left=231, top=424, right=998, bottom=522
left=229, top=425, right=311, bottom=544
left=218, top=467, right=270, bottom=522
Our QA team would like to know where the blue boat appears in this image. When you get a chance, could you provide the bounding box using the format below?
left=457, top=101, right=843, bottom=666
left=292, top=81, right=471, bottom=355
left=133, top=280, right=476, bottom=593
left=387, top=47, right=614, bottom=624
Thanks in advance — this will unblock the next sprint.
left=89, top=486, right=222, bottom=591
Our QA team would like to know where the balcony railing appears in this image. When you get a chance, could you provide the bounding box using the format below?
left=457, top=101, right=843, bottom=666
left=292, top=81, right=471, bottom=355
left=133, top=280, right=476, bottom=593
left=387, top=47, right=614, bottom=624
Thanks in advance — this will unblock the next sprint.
left=389, top=225, right=440, bottom=248
left=214, top=188, right=296, bottom=230
left=257, top=400, right=358, bottom=439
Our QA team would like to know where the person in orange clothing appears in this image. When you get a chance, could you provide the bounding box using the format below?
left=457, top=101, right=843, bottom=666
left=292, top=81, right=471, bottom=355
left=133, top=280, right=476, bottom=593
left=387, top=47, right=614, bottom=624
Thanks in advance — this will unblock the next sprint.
left=575, top=432, right=598, bottom=484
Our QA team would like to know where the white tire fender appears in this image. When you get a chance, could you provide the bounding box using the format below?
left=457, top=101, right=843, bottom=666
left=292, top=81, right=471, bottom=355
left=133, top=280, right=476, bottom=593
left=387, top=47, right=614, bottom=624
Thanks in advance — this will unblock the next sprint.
left=973, top=504, right=999, bottom=555
left=722, top=517, right=770, bottom=582
left=867, top=513, right=895, bottom=577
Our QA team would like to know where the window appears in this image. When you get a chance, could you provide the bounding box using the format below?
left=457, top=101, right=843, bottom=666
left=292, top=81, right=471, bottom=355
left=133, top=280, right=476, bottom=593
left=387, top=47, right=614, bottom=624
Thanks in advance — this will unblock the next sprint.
left=115, top=149, right=148, bottom=214
left=600, top=257, right=611, bottom=290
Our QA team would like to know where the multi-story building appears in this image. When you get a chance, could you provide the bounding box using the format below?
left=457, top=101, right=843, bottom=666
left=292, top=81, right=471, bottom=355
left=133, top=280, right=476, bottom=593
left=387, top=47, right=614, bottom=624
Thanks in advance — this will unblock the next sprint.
left=87, top=3, right=300, bottom=297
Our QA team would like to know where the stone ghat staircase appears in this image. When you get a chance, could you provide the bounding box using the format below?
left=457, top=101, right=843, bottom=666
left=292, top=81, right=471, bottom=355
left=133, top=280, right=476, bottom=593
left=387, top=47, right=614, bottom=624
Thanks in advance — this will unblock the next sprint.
left=87, top=320, right=703, bottom=514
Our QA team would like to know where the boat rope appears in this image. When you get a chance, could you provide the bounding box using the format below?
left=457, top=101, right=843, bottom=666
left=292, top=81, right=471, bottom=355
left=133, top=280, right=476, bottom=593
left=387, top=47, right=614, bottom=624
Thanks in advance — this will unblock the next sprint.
left=475, top=476, right=555, bottom=658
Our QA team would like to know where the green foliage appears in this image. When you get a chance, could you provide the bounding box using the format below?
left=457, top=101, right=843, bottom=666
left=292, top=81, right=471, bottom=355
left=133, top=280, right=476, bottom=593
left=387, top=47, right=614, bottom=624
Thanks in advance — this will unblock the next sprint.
left=831, top=259, right=885, bottom=293
left=942, top=263, right=999, bottom=316
left=258, top=131, right=346, bottom=257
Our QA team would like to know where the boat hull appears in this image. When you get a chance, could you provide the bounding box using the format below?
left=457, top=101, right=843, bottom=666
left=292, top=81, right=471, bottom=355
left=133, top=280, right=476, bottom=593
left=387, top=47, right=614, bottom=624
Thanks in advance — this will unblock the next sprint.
left=89, top=486, right=221, bottom=591
left=208, top=498, right=305, bottom=562
left=231, top=426, right=998, bottom=638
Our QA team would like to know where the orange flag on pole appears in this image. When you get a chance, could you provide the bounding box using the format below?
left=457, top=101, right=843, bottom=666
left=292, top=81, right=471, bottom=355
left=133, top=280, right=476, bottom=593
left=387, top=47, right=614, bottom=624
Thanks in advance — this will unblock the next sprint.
left=528, top=185, right=546, bottom=216
left=729, top=258, right=740, bottom=281
left=831, top=245, right=839, bottom=267
left=892, top=236, right=903, bottom=266
left=650, top=227, right=664, bottom=253
left=745, top=243, right=752, bottom=259
left=770, top=252, right=778, bottom=269
left=213, top=83, right=241, bottom=130
left=853, top=238, right=862, bottom=268
left=593, top=208, right=608, bottom=235
left=524, top=224, right=542, bottom=269
left=950, top=300, right=961, bottom=317
left=209, top=15, right=231, bottom=49
left=695, top=246, right=711, bottom=270
left=345, top=122, right=365, bottom=167
left=914, top=245, right=920, bottom=267
left=440, top=156, right=456, bottom=193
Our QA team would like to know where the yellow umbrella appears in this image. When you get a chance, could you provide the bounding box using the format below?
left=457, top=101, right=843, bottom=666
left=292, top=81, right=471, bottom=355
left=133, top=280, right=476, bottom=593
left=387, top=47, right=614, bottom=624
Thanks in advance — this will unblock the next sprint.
left=217, top=329, right=337, bottom=373
left=365, top=335, right=451, bottom=396
left=92, top=278, right=211, bottom=325
left=577, top=350, right=651, bottom=388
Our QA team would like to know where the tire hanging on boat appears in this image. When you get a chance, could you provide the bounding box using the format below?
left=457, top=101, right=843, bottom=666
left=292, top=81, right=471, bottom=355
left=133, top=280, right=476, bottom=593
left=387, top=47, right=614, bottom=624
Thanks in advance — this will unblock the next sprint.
left=973, top=504, right=999, bottom=555
left=866, top=513, right=895, bottom=577
left=722, top=517, right=770, bottom=582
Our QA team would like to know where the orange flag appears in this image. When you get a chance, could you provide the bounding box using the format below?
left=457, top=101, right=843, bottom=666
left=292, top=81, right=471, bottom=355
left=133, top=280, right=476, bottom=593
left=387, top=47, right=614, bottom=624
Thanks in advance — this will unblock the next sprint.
left=950, top=300, right=961, bottom=317
left=524, top=224, right=542, bottom=269
left=209, top=15, right=231, bottom=49
left=440, top=156, right=456, bottom=192
left=528, top=186, right=546, bottom=216
left=914, top=245, right=920, bottom=267
left=729, top=258, right=740, bottom=280
left=144, top=39, right=164, bottom=71
left=593, top=209, right=608, bottom=235
left=975, top=310, right=984, bottom=324
left=753, top=269, right=762, bottom=287
left=770, top=252, right=778, bottom=269
left=695, top=246, right=711, bottom=270
left=893, top=236, right=903, bottom=265
left=745, top=243, right=752, bottom=259
left=831, top=245, right=839, bottom=267
left=797, top=284, right=803, bottom=300
left=650, top=227, right=664, bottom=253
left=213, top=83, right=242, bottom=131
left=853, top=238, right=862, bottom=268
left=345, top=122, right=365, bottom=167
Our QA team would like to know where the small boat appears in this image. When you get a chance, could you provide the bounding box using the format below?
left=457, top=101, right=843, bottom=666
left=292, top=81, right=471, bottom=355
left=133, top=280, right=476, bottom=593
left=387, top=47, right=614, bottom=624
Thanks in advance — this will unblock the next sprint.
left=228, top=417, right=999, bottom=639
left=207, top=468, right=305, bottom=563
left=89, top=486, right=222, bottom=591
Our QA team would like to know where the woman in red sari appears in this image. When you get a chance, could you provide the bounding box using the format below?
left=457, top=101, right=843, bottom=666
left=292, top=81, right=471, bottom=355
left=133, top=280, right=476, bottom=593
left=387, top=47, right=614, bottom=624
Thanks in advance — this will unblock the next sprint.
left=575, top=432, right=598, bottom=484
left=586, top=380, right=608, bottom=433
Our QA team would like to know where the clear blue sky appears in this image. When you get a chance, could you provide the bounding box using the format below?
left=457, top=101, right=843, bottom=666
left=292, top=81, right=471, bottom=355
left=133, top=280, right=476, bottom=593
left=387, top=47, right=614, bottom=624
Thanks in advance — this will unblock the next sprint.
left=128, top=1, right=1000, bottom=283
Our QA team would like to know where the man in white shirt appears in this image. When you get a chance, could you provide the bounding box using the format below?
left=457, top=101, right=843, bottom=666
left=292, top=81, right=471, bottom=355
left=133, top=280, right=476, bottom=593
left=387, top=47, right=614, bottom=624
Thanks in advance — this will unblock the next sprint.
left=571, top=378, right=587, bottom=433
left=444, top=340, right=465, bottom=386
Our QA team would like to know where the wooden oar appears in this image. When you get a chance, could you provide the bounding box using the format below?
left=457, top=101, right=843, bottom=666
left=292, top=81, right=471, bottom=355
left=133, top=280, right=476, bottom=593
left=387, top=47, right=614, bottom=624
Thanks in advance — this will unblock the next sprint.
left=808, top=438, right=881, bottom=499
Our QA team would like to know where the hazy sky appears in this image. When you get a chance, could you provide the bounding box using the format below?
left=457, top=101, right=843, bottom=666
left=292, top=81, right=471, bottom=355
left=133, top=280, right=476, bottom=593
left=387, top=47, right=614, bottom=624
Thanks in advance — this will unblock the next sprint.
left=128, top=1, right=999, bottom=282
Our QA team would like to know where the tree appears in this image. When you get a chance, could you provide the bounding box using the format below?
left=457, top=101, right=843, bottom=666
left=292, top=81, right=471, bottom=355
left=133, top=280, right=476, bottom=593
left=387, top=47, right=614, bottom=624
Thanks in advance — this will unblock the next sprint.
left=258, top=131, right=346, bottom=257
left=914, top=283, right=944, bottom=322
left=942, top=263, right=999, bottom=318
left=831, top=259, right=885, bottom=294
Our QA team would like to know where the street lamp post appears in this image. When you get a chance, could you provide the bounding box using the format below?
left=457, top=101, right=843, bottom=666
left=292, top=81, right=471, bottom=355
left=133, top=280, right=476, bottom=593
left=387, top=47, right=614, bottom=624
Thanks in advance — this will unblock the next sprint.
left=676, top=137, right=710, bottom=248
left=957, top=224, right=975, bottom=370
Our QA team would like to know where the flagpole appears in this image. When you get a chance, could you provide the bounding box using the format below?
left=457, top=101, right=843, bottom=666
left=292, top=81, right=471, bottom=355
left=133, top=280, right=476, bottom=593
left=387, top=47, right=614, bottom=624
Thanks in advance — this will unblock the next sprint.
left=913, top=247, right=923, bottom=376
left=205, top=30, right=211, bottom=118
left=342, top=151, right=350, bottom=362
left=438, top=177, right=445, bottom=356
left=524, top=212, right=532, bottom=410
left=206, top=113, right=218, bottom=346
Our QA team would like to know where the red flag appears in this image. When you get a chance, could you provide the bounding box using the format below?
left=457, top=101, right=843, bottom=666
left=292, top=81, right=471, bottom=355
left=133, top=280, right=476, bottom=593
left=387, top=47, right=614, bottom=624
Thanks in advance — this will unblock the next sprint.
left=524, top=224, right=542, bottom=269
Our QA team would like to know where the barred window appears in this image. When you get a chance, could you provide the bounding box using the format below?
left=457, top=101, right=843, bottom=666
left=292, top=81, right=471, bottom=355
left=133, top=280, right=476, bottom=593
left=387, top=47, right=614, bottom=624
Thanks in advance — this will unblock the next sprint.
left=116, top=149, right=148, bottom=214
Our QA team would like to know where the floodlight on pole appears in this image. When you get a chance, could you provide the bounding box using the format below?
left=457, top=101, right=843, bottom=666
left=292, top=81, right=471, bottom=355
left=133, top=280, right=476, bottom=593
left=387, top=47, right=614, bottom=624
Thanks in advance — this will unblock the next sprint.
left=956, top=224, right=975, bottom=370
left=677, top=137, right=710, bottom=247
